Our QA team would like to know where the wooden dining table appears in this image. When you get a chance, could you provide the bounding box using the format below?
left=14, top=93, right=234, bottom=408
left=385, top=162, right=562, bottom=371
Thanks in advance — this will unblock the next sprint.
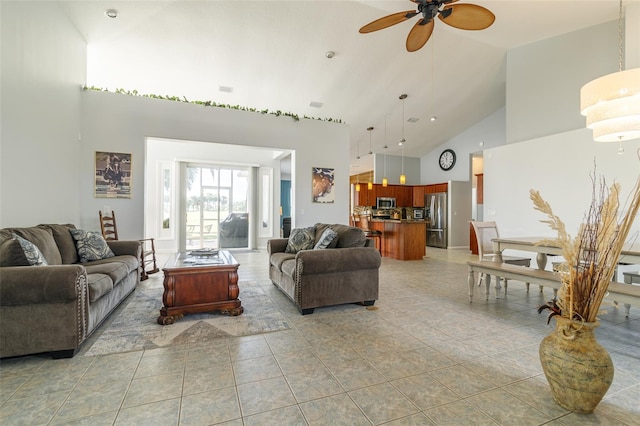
left=492, top=236, right=640, bottom=270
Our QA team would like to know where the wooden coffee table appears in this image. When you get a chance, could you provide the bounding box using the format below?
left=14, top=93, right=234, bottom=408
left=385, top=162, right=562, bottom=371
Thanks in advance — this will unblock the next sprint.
left=158, top=250, right=243, bottom=325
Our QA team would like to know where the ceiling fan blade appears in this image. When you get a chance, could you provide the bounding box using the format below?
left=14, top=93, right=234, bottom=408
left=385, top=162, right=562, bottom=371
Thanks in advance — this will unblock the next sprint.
left=406, top=19, right=435, bottom=52
left=359, top=10, right=418, bottom=34
left=438, top=4, right=495, bottom=30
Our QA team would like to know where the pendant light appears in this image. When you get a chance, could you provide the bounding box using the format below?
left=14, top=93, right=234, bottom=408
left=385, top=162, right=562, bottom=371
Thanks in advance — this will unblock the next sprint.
left=399, top=94, right=407, bottom=184
left=382, top=146, right=388, bottom=187
left=400, top=144, right=406, bottom=185
left=382, top=116, right=388, bottom=187
left=355, top=137, right=361, bottom=192
left=580, top=0, right=640, bottom=149
left=367, top=127, right=374, bottom=189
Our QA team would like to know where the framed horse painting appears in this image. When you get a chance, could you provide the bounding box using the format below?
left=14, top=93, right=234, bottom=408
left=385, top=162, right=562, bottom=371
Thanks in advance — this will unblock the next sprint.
left=94, top=151, right=132, bottom=198
left=312, top=167, right=334, bottom=203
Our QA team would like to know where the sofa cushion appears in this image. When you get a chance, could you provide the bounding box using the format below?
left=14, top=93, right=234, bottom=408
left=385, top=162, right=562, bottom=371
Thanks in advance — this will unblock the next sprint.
left=314, top=224, right=339, bottom=249
left=13, top=234, right=48, bottom=266
left=70, top=229, right=115, bottom=263
left=0, top=238, right=29, bottom=266
left=270, top=252, right=295, bottom=270
left=281, top=258, right=297, bottom=280
left=328, top=224, right=367, bottom=248
left=314, top=228, right=337, bottom=250
left=84, top=255, right=138, bottom=281
left=87, top=273, right=114, bottom=302
left=285, top=226, right=316, bottom=253
left=0, top=227, right=62, bottom=265
left=39, top=224, right=78, bottom=264
left=85, top=254, right=138, bottom=274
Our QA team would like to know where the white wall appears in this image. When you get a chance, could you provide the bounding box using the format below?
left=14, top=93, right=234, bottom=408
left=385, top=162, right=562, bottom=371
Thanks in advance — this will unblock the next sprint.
left=484, top=128, right=640, bottom=259
left=421, top=108, right=506, bottom=184
left=373, top=154, right=420, bottom=185
left=81, top=90, right=350, bottom=240
left=448, top=181, right=472, bottom=249
left=0, top=1, right=86, bottom=227
left=506, top=21, right=618, bottom=144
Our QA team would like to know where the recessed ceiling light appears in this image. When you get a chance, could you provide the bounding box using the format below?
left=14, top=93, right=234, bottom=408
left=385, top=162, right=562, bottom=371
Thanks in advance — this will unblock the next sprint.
left=105, top=9, right=118, bottom=18
left=407, top=117, right=419, bottom=123
left=219, top=85, right=233, bottom=93
left=309, top=101, right=323, bottom=108
left=430, top=116, right=437, bottom=122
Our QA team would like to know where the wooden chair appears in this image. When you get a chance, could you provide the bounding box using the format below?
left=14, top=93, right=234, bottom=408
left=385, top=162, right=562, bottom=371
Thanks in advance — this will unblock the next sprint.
left=471, top=221, right=531, bottom=294
left=356, top=213, right=382, bottom=254
left=99, top=210, right=159, bottom=281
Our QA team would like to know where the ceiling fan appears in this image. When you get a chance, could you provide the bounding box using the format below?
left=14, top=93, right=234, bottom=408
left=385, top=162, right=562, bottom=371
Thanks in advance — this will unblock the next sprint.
left=359, top=0, right=495, bottom=52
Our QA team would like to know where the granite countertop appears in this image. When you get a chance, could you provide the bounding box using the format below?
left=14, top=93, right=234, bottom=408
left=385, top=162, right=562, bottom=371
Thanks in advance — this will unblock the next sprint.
left=370, top=219, right=428, bottom=224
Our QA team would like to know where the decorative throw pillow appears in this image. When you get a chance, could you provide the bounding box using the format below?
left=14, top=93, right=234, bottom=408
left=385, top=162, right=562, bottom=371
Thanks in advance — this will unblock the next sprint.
left=285, top=226, right=316, bottom=253
left=70, top=229, right=115, bottom=263
left=314, top=228, right=337, bottom=250
left=12, top=233, right=48, bottom=266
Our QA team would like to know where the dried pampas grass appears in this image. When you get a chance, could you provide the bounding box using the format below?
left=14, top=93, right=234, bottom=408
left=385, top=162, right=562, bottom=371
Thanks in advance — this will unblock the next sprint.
left=531, top=168, right=640, bottom=323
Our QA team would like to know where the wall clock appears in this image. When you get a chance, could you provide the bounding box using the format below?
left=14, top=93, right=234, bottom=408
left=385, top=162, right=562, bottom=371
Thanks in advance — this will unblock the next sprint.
left=439, top=149, right=456, bottom=171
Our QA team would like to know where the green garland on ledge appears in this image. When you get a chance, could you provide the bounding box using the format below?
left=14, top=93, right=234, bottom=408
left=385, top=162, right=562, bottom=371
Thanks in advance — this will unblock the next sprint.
left=82, top=86, right=343, bottom=124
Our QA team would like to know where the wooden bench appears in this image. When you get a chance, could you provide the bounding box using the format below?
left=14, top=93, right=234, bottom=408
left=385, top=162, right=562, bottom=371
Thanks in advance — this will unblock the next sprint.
left=467, top=260, right=640, bottom=317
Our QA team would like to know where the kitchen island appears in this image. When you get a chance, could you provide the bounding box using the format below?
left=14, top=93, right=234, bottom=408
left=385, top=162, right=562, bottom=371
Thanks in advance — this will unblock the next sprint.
left=370, top=219, right=427, bottom=260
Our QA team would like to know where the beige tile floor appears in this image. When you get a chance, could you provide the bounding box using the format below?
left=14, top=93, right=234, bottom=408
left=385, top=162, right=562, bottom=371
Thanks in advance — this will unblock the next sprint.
left=1, top=248, right=640, bottom=425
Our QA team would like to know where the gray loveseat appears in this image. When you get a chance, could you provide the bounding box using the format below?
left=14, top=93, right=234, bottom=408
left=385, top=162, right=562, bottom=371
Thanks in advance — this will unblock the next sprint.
left=268, top=223, right=381, bottom=315
left=0, top=224, right=140, bottom=358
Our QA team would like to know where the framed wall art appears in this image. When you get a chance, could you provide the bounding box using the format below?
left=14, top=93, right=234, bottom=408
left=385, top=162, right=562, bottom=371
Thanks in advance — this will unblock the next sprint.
left=94, top=151, right=132, bottom=198
left=312, top=167, right=334, bottom=203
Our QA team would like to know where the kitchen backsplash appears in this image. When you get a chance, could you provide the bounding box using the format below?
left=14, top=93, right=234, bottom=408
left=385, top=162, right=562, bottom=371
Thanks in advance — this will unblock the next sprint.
left=353, top=206, right=425, bottom=219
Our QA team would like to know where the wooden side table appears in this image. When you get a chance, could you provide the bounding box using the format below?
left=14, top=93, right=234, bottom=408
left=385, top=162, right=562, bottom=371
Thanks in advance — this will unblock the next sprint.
left=158, top=250, right=243, bottom=325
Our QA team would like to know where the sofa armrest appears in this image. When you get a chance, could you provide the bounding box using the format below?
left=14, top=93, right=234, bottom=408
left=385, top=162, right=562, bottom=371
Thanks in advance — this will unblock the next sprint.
left=295, top=247, right=381, bottom=275
left=267, top=239, right=289, bottom=255
left=0, top=265, right=87, bottom=305
left=107, top=240, right=141, bottom=258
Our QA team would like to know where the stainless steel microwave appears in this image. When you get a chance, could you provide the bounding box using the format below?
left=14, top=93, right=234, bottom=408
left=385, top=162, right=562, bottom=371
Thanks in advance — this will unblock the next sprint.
left=376, top=197, right=396, bottom=209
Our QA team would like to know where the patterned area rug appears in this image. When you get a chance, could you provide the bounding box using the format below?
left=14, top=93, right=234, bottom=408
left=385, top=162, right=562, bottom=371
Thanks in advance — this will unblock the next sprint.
left=82, top=280, right=290, bottom=356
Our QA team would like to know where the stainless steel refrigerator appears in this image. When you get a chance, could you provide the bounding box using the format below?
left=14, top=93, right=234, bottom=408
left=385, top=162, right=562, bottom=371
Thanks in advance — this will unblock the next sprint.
left=425, top=192, right=447, bottom=248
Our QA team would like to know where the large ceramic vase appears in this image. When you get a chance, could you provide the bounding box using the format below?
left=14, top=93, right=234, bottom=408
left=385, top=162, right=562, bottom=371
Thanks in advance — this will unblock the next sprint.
left=539, top=316, right=614, bottom=413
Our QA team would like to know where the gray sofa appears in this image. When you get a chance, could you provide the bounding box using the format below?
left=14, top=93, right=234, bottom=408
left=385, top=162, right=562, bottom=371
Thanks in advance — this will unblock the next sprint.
left=0, top=224, right=140, bottom=358
left=268, top=223, right=381, bottom=315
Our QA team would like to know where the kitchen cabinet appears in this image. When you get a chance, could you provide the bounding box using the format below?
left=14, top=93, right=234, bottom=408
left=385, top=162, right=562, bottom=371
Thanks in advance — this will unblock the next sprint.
left=371, top=219, right=426, bottom=260
left=355, top=187, right=371, bottom=206
left=470, top=222, right=478, bottom=255
left=425, top=183, right=448, bottom=193
left=393, top=185, right=412, bottom=207
left=476, top=174, right=484, bottom=204
left=412, top=186, right=425, bottom=207
left=375, top=184, right=394, bottom=198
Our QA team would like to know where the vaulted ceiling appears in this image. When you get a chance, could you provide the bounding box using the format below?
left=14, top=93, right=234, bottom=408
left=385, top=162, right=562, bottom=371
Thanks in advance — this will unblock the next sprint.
left=60, top=1, right=625, bottom=173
